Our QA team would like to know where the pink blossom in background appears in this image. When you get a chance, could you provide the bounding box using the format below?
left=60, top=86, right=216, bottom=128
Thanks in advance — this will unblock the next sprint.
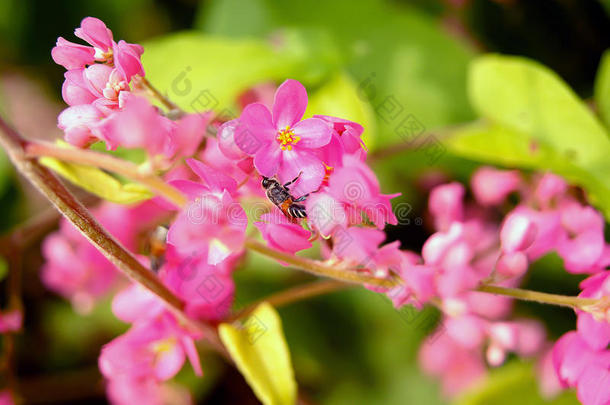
left=471, top=166, right=521, bottom=206
left=0, top=310, right=22, bottom=333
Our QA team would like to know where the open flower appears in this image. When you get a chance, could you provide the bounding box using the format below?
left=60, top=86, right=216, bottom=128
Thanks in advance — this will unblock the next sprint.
left=235, top=79, right=332, bottom=197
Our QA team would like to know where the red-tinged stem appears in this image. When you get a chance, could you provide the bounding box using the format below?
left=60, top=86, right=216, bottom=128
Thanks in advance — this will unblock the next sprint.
left=0, top=116, right=224, bottom=354
left=25, top=142, right=188, bottom=208
left=245, top=237, right=602, bottom=311
left=228, top=280, right=349, bottom=321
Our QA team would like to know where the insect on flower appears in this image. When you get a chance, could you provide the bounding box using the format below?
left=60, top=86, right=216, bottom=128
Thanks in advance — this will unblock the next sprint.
left=262, top=174, right=308, bottom=219
left=148, top=225, right=168, bottom=272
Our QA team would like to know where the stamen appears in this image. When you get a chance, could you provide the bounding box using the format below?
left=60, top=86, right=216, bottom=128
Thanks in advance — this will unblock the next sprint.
left=276, top=126, right=301, bottom=151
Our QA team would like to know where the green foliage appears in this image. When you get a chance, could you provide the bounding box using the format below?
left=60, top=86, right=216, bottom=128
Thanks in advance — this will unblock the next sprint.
left=219, top=302, right=297, bottom=405
left=595, top=50, right=610, bottom=129
left=305, top=73, right=378, bottom=149
left=142, top=30, right=340, bottom=115
left=195, top=0, right=475, bottom=149
left=455, top=362, right=579, bottom=405
left=447, top=55, right=610, bottom=219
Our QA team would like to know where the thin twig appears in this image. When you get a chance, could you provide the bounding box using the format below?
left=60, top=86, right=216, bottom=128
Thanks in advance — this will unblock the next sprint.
left=25, top=142, right=187, bottom=208
left=245, top=238, right=399, bottom=288
left=0, top=115, right=223, bottom=353
left=228, top=280, right=349, bottom=322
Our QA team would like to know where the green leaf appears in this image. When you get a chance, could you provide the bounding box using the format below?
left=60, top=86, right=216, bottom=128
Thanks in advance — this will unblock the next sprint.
left=142, top=31, right=340, bottom=115
left=455, top=362, right=578, bottom=405
left=306, top=73, right=377, bottom=149
left=40, top=157, right=153, bottom=204
left=595, top=50, right=610, bottom=129
left=448, top=55, right=610, bottom=219
left=219, top=302, right=297, bottom=405
left=196, top=0, right=475, bottom=150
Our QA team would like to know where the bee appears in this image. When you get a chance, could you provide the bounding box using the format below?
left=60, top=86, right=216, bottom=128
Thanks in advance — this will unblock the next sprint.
left=148, top=225, right=169, bottom=272
left=261, top=174, right=308, bottom=219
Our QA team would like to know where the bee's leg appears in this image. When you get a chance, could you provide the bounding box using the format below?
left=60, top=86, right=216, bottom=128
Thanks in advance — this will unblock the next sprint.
left=283, top=171, right=303, bottom=189
left=294, top=193, right=309, bottom=202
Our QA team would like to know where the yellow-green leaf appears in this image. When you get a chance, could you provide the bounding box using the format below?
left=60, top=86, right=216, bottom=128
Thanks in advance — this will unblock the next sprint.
left=40, top=157, right=153, bottom=204
left=306, top=73, right=377, bottom=150
left=218, top=302, right=297, bottom=405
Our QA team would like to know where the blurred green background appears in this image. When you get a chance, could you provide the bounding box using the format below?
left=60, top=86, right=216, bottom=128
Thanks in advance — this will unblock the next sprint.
left=0, top=0, right=609, bottom=403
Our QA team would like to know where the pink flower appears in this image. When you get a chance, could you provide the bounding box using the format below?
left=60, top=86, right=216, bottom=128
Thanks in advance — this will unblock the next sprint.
left=557, top=201, right=606, bottom=273
left=534, top=173, right=567, bottom=209
left=99, top=96, right=174, bottom=155
left=312, top=115, right=366, bottom=167
left=428, top=182, right=464, bottom=231
left=419, top=330, right=486, bottom=397
left=162, top=246, right=235, bottom=321
left=74, top=17, right=114, bottom=58
left=167, top=160, right=247, bottom=265
left=51, top=37, right=95, bottom=70
left=57, top=104, right=105, bottom=147
left=53, top=17, right=144, bottom=82
left=99, top=313, right=202, bottom=382
left=500, top=212, right=537, bottom=253
left=106, top=378, right=165, bottom=405
left=0, top=310, right=22, bottom=333
left=172, top=113, right=212, bottom=159
left=112, top=40, right=145, bottom=81
left=552, top=331, right=610, bottom=405
left=577, top=272, right=610, bottom=350
left=235, top=79, right=331, bottom=197
left=471, top=167, right=521, bottom=206
left=326, top=155, right=399, bottom=229
left=255, top=210, right=312, bottom=256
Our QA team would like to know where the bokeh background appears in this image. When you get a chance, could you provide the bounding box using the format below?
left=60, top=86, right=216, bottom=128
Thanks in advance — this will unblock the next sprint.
left=1, top=0, right=609, bottom=403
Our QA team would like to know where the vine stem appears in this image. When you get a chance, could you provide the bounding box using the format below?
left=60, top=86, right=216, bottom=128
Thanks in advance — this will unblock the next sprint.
left=0, top=116, right=224, bottom=354
left=246, top=238, right=602, bottom=311
left=137, top=77, right=181, bottom=112
left=475, top=284, right=599, bottom=310
left=245, top=238, right=399, bottom=288
left=228, top=280, right=349, bottom=322
left=25, top=142, right=188, bottom=208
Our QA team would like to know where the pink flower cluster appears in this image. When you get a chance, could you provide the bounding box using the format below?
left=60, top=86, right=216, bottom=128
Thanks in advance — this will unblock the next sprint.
left=40, top=17, right=610, bottom=405
left=397, top=168, right=609, bottom=402
left=53, top=17, right=211, bottom=165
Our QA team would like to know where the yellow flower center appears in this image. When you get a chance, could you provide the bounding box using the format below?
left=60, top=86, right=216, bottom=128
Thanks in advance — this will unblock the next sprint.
left=276, top=126, right=301, bottom=151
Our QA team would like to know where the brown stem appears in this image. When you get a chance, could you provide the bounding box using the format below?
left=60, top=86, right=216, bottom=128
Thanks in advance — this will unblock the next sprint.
left=228, top=280, right=349, bottom=322
left=245, top=238, right=399, bottom=288
left=0, top=116, right=224, bottom=353
left=476, top=284, right=598, bottom=310
left=137, top=77, right=184, bottom=117
left=25, top=142, right=187, bottom=208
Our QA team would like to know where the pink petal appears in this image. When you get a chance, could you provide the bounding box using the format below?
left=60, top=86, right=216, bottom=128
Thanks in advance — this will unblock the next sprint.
left=113, top=40, right=145, bottom=81
left=236, top=103, right=274, bottom=154
left=83, top=64, right=113, bottom=96
left=154, top=342, right=185, bottom=381
left=253, top=143, right=282, bottom=177
left=62, top=70, right=97, bottom=106
left=186, top=158, right=237, bottom=195
left=51, top=37, right=95, bottom=70
left=272, top=79, right=308, bottom=129
left=291, top=118, right=332, bottom=149
left=181, top=336, right=203, bottom=376
left=577, top=366, right=610, bottom=405
left=75, top=17, right=113, bottom=51
left=278, top=150, right=325, bottom=197
left=577, top=312, right=610, bottom=351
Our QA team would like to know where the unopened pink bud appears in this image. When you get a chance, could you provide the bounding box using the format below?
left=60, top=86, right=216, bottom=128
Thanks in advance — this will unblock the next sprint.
left=500, top=213, right=537, bottom=253
left=496, top=252, right=528, bottom=278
